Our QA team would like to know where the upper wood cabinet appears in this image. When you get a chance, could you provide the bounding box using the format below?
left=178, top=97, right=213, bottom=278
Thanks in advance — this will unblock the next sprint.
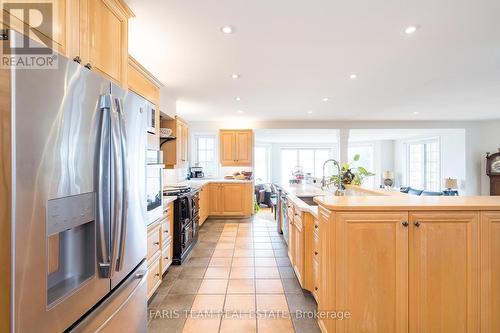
left=161, top=117, right=189, bottom=169
left=1, top=0, right=134, bottom=87
left=0, top=0, right=75, bottom=56
left=83, top=0, right=133, bottom=86
left=219, top=130, right=253, bottom=166
left=409, top=211, right=480, bottom=333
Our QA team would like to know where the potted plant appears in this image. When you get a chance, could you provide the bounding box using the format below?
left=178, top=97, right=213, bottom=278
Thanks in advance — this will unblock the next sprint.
left=326, top=154, right=375, bottom=189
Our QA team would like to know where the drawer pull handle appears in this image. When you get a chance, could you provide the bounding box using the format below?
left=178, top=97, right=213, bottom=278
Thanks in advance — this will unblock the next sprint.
left=314, top=251, right=318, bottom=255
left=402, top=221, right=409, bottom=227
left=164, top=230, right=169, bottom=233
left=165, top=256, right=169, bottom=260
left=414, top=221, right=421, bottom=227
left=154, top=241, right=160, bottom=246
left=155, top=273, right=160, bottom=277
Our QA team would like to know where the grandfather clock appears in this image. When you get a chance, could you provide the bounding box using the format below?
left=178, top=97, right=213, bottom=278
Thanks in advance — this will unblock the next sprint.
left=486, top=149, right=500, bottom=195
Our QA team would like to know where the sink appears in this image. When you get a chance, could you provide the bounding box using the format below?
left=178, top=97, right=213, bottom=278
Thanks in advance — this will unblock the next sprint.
left=297, top=196, right=318, bottom=206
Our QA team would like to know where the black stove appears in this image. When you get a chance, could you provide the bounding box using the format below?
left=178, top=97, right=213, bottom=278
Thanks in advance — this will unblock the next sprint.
left=167, top=186, right=200, bottom=264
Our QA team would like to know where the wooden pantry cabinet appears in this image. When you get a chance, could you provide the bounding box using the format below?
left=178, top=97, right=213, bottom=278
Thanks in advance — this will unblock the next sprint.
left=208, top=182, right=253, bottom=217
left=317, top=209, right=483, bottom=333
left=161, top=117, right=189, bottom=168
left=219, top=129, right=253, bottom=166
left=1, top=0, right=134, bottom=87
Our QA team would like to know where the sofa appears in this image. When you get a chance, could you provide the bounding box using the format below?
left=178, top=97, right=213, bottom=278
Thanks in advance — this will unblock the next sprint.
left=400, top=187, right=446, bottom=196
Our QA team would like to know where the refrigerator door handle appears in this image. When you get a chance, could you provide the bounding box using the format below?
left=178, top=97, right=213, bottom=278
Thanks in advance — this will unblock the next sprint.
left=97, top=94, right=112, bottom=277
left=115, top=97, right=128, bottom=271
left=109, top=96, right=123, bottom=277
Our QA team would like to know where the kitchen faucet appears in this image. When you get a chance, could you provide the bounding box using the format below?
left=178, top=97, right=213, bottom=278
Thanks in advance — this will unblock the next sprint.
left=321, top=159, right=345, bottom=196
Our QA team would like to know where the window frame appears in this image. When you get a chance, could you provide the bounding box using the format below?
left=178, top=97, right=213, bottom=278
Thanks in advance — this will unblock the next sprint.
left=347, top=142, right=376, bottom=188
left=404, top=137, right=441, bottom=191
left=193, top=134, right=218, bottom=177
left=254, top=144, right=272, bottom=183
left=279, top=147, right=336, bottom=183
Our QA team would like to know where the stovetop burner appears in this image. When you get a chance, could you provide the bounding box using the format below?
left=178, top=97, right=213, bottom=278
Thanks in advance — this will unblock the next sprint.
left=164, top=185, right=192, bottom=196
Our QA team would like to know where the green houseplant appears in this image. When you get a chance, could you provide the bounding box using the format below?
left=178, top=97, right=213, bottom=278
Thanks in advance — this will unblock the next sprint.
left=326, top=154, right=375, bottom=189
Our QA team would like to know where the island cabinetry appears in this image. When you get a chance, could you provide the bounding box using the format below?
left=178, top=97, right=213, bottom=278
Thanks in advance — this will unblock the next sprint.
left=481, top=212, right=500, bottom=333
left=316, top=206, right=486, bottom=333
left=409, top=211, right=479, bottom=333
left=335, top=212, right=409, bottom=333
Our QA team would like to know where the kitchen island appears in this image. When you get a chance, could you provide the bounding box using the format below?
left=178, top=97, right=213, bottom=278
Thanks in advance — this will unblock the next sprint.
left=312, top=194, right=500, bottom=333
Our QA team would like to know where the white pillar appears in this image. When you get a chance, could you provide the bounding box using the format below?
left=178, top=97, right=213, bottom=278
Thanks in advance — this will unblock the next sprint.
left=338, top=128, right=350, bottom=163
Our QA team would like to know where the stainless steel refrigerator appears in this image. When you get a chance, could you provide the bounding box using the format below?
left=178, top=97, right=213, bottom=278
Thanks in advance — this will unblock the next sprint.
left=6, top=30, right=148, bottom=332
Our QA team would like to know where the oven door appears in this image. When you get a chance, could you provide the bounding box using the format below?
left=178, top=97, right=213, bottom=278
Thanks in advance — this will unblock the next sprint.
left=146, top=164, right=163, bottom=224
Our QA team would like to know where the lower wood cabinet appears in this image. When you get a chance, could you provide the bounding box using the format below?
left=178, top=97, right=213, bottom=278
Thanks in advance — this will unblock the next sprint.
left=481, top=212, right=500, bottom=333
left=208, top=182, right=253, bottom=217
left=146, top=202, right=173, bottom=299
left=316, top=208, right=491, bottom=333
left=335, top=212, right=409, bottom=333
left=409, top=211, right=479, bottom=333
left=199, top=184, right=209, bottom=225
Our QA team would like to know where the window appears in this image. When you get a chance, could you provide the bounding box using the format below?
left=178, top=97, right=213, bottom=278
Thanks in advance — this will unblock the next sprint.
left=348, top=143, right=375, bottom=188
left=280, top=148, right=335, bottom=184
left=194, top=135, right=217, bottom=176
left=254, top=145, right=271, bottom=183
left=406, top=139, right=440, bottom=191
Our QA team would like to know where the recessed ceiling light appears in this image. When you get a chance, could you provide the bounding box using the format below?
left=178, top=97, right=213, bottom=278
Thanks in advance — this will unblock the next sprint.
left=220, top=25, right=234, bottom=34
left=235, top=97, right=241, bottom=101
left=231, top=73, right=240, bottom=79
left=307, top=110, right=313, bottom=114
left=237, top=110, right=244, bottom=114
left=322, top=97, right=329, bottom=102
left=349, top=73, right=358, bottom=80
left=404, top=25, right=418, bottom=35
left=413, top=111, right=420, bottom=115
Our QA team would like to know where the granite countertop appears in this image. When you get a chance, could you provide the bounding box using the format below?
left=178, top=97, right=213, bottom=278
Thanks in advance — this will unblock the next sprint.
left=185, top=178, right=254, bottom=188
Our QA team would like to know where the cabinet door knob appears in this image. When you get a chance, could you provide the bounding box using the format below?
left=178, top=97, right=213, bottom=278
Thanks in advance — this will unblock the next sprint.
left=314, top=286, right=318, bottom=291
left=73, top=56, right=81, bottom=63
left=314, top=251, right=318, bottom=255
left=414, top=221, right=421, bottom=227
left=402, top=221, right=409, bottom=227
left=314, top=225, right=318, bottom=229
left=84, top=63, right=92, bottom=70
left=154, top=241, right=160, bottom=246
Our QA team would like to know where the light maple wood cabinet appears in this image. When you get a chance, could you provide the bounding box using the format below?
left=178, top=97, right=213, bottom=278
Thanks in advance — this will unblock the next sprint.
left=161, top=117, right=189, bottom=168
left=291, top=211, right=305, bottom=285
left=146, top=202, right=173, bottom=299
left=1, top=0, right=133, bottom=87
left=335, top=211, right=409, bottom=333
left=316, top=208, right=485, bottom=333
left=199, top=184, right=209, bottom=225
left=481, top=212, right=500, bottom=333
left=82, top=0, right=133, bottom=86
left=0, top=0, right=76, bottom=56
left=409, top=211, right=480, bottom=333
left=219, top=130, right=253, bottom=166
left=208, top=182, right=253, bottom=217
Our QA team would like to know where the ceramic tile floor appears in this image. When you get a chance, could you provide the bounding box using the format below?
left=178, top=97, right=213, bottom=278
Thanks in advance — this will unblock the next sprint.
left=147, top=213, right=321, bottom=333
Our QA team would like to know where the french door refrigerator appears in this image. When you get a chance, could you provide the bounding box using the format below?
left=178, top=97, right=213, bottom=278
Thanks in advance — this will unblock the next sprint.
left=6, top=30, right=148, bottom=332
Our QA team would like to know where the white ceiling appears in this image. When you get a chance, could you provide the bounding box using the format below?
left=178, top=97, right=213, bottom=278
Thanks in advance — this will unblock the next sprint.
left=255, top=129, right=339, bottom=143
left=349, top=128, right=465, bottom=142
left=126, top=0, right=500, bottom=122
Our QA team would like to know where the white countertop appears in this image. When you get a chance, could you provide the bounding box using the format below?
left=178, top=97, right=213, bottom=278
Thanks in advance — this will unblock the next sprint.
left=276, top=182, right=329, bottom=218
